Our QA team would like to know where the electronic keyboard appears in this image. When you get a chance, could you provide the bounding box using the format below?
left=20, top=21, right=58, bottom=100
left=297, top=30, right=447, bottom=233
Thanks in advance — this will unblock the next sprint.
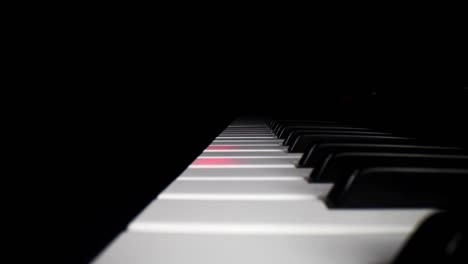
left=92, top=118, right=467, bottom=264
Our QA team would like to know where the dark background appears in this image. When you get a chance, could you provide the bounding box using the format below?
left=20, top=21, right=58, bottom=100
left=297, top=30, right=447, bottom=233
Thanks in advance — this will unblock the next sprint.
left=51, top=81, right=467, bottom=264
left=25, top=24, right=467, bottom=263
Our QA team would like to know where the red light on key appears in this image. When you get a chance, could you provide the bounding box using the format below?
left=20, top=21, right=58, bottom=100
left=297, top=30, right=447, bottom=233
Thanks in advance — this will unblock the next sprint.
left=192, top=158, right=240, bottom=165
left=206, top=146, right=237, bottom=150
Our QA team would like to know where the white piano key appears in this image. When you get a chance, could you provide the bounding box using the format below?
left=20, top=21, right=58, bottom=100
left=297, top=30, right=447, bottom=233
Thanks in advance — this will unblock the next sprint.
left=219, top=135, right=274, bottom=138
left=204, top=145, right=286, bottom=151
left=230, top=120, right=265, bottom=123
left=227, top=125, right=267, bottom=128
left=225, top=124, right=268, bottom=127
left=189, top=165, right=295, bottom=169
left=219, top=134, right=273, bottom=137
left=223, top=130, right=271, bottom=133
left=129, top=199, right=433, bottom=235
left=209, top=142, right=282, bottom=146
left=223, top=128, right=270, bottom=130
left=196, top=156, right=298, bottom=159
left=188, top=157, right=298, bottom=168
left=158, top=181, right=331, bottom=201
left=195, top=155, right=299, bottom=159
left=224, top=127, right=268, bottom=130
left=218, top=133, right=274, bottom=136
left=93, top=232, right=408, bottom=264
left=199, top=152, right=300, bottom=158
left=178, top=167, right=313, bottom=180
left=222, top=129, right=271, bottom=131
left=216, top=136, right=276, bottom=139
left=213, top=139, right=283, bottom=143
left=177, top=177, right=303, bottom=181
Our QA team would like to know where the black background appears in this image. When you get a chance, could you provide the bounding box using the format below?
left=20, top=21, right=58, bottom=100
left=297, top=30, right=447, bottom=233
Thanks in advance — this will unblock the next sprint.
left=23, top=23, right=467, bottom=263
left=53, top=77, right=467, bottom=264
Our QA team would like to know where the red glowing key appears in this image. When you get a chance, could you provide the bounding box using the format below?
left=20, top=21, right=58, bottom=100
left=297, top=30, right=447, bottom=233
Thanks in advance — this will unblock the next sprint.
left=206, top=146, right=238, bottom=150
left=192, top=158, right=240, bottom=166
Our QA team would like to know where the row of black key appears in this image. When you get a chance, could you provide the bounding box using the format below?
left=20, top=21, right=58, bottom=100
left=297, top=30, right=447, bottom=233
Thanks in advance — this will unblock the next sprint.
left=269, top=119, right=468, bottom=263
left=268, top=119, right=468, bottom=209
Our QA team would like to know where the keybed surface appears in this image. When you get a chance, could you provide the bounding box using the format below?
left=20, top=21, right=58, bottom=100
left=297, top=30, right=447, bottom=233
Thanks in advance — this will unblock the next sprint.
left=93, top=118, right=440, bottom=264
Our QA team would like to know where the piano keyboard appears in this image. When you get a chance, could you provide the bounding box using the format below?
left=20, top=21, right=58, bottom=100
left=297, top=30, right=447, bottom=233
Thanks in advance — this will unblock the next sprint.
left=93, top=118, right=467, bottom=264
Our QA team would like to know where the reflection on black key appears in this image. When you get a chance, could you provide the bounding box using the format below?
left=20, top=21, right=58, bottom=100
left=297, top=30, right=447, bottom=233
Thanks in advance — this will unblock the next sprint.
left=271, top=120, right=340, bottom=133
left=393, top=212, right=468, bottom=264
left=326, top=167, right=468, bottom=208
left=289, top=135, right=412, bottom=153
left=299, top=143, right=464, bottom=168
left=278, top=126, right=372, bottom=139
left=310, top=152, right=468, bottom=182
left=283, top=130, right=391, bottom=146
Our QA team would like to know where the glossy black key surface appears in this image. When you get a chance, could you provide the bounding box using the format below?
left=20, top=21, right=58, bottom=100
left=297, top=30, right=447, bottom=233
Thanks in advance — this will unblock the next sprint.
left=277, top=126, right=373, bottom=139
left=393, top=212, right=467, bottom=263
left=274, top=122, right=370, bottom=134
left=299, top=143, right=464, bottom=168
left=283, top=130, right=391, bottom=146
left=270, top=120, right=338, bottom=127
left=325, top=167, right=468, bottom=208
left=310, top=152, right=468, bottom=182
left=288, top=135, right=412, bottom=153
left=269, top=119, right=315, bottom=129
left=274, top=123, right=360, bottom=135
left=271, top=120, right=340, bottom=133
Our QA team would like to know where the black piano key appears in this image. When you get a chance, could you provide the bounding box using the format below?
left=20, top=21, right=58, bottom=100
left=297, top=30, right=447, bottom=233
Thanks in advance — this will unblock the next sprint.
left=393, top=212, right=467, bottom=263
left=325, top=167, right=468, bottom=208
left=289, top=135, right=412, bottom=153
left=277, top=125, right=373, bottom=139
left=310, top=152, right=468, bottom=183
left=275, top=122, right=371, bottom=136
left=272, top=120, right=340, bottom=134
left=283, top=130, right=391, bottom=146
left=270, top=120, right=303, bottom=131
left=271, top=120, right=339, bottom=126
left=268, top=119, right=277, bottom=128
left=299, top=143, right=464, bottom=168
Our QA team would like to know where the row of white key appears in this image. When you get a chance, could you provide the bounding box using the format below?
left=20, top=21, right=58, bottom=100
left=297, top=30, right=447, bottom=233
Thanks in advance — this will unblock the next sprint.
left=93, top=120, right=434, bottom=264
